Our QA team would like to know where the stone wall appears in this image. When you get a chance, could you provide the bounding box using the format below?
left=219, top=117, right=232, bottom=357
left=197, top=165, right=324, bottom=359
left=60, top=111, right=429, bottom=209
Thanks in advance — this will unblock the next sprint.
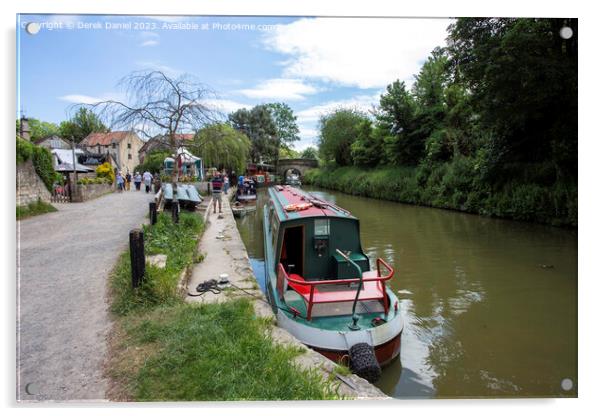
left=73, top=183, right=113, bottom=202
left=17, top=160, right=52, bottom=206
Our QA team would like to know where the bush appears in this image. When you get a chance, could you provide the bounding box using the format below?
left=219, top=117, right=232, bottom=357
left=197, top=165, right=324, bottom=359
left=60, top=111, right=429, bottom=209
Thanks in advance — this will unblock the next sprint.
left=305, top=164, right=577, bottom=227
left=96, top=162, right=115, bottom=184
left=17, top=136, right=33, bottom=164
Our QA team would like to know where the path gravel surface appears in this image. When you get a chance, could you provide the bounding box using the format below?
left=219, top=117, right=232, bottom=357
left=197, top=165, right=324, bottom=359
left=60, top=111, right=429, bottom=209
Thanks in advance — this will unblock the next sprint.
left=17, top=190, right=153, bottom=401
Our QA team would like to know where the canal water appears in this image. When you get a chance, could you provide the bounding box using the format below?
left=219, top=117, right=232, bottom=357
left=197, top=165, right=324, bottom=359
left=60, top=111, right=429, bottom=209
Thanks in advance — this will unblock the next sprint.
left=234, top=186, right=577, bottom=398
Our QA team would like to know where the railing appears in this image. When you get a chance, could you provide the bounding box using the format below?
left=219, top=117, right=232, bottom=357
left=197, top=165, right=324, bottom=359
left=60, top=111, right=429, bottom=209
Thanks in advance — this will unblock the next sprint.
left=277, top=254, right=394, bottom=322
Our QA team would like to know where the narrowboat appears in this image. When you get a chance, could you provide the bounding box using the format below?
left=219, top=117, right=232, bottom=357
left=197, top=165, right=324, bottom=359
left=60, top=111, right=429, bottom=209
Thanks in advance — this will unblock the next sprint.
left=263, top=186, right=403, bottom=382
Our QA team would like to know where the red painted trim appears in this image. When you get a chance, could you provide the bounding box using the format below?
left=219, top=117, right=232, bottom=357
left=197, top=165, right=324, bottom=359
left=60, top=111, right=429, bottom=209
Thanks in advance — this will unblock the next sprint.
left=310, top=333, right=401, bottom=368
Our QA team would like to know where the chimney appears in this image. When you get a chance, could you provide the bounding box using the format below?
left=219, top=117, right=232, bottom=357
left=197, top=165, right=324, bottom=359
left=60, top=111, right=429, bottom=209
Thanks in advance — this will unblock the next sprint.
left=20, top=116, right=31, bottom=141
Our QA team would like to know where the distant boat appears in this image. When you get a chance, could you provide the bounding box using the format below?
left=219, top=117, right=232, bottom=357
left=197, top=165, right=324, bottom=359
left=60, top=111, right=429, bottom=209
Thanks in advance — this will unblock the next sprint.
left=163, top=183, right=202, bottom=210
left=285, top=174, right=302, bottom=187
left=263, top=185, right=403, bottom=382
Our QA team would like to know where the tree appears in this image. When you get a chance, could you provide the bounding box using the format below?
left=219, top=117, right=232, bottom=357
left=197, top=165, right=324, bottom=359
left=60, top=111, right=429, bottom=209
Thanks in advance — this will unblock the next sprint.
left=447, top=18, right=578, bottom=180
left=189, top=123, right=251, bottom=174
left=229, top=105, right=278, bottom=164
left=300, top=146, right=319, bottom=160
left=265, top=103, right=300, bottom=153
left=16, top=118, right=60, bottom=142
left=133, top=150, right=171, bottom=175
left=375, top=81, right=420, bottom=165
left=88, top=70, right=219, bottom=181
left=59, top=107, right=108, bottom=143
left=317, top=108, right=369, bottom=166
left=351, top=120, right=385, bottom=167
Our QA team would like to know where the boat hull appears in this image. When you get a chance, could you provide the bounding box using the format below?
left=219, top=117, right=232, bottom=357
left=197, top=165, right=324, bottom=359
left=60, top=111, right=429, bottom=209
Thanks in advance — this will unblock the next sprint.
left=275, top=302, right=403, bottom=368
left=311, top=332, right=401, bottom=367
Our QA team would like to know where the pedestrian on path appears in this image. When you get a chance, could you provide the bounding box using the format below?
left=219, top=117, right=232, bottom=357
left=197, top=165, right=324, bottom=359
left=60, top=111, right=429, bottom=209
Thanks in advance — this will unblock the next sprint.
left=211, top=172, right=224, bottom=214
left=223, top=172, right=230, bottom=194
left=116, top=172, right=124, bottom=192
left=143, top=171, right=153, bottom=193
left=125, top=171, right=132, bottom=191
left=134, top=172, right=142, bottom=191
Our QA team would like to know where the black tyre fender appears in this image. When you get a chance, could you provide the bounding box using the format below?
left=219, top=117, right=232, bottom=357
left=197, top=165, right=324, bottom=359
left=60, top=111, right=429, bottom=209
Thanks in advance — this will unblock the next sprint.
left=348, top=342, right=381, bottom=383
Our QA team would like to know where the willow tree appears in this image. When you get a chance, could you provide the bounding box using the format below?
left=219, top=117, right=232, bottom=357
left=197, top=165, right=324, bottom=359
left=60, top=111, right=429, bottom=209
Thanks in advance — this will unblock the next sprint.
left=88, top=70, right=219, bottom=181
left=189, top=123, right=250, bottom=175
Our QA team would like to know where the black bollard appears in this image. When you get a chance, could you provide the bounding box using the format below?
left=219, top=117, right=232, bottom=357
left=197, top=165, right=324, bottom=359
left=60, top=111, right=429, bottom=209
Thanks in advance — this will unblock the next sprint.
left=172, top=201, right=180, bottom=224
left=149, top=202, right=157, bottom=225
left=129, top=229, right=145, bottom=288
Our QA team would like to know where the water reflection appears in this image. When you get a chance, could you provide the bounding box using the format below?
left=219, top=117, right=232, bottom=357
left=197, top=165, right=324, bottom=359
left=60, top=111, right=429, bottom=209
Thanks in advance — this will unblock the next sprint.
left=234, top=186, right=577, bottom=398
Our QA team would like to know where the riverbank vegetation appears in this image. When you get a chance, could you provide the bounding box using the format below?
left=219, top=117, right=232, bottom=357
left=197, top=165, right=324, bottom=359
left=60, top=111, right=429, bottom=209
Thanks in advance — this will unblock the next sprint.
left=306, top=18, right=577, bottom=227
left=107, top=211, right=335, bottom=401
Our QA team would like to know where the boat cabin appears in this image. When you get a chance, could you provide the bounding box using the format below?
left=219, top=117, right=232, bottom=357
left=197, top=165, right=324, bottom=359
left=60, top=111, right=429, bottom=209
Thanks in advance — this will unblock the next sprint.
left=267, top=186, right=369, bottom=280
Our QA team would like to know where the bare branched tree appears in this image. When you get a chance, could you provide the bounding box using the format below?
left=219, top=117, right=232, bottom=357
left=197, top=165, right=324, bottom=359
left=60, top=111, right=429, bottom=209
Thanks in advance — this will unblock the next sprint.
left=87, top=70, right=221, bottom=181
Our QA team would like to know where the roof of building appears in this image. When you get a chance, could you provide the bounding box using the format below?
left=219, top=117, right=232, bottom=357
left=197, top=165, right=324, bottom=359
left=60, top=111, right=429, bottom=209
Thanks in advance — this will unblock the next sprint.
left=33, top=135, right=68, bottom=145
left=269, top=186, right=355, bottom=221
left=81, top=131, right=136, bottom=147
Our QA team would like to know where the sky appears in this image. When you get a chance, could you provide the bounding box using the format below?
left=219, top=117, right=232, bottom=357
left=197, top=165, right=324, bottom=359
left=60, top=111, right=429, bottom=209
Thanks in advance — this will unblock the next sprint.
left=17, top=14, right=452, bottom=150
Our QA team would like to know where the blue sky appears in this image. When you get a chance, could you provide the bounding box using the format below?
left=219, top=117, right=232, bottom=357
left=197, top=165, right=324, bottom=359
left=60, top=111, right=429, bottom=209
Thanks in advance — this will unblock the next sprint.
left=17, top=14, right=451, bottom=149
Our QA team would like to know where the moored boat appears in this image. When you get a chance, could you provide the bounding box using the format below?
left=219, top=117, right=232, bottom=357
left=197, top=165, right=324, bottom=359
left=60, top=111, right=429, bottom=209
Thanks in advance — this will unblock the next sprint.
left=262, top=185, right=403, bottom=382
left=162, top=183, right=203, bottom=210
left=285, top=174, right=302, bottom=187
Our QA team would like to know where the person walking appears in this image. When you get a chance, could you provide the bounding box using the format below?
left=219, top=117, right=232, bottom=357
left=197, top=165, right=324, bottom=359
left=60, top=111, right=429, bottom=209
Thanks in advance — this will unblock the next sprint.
left=116, top=172, right=124, bottom=192
left=134, top=172, right=142, bottom=191
left=143, top=171, right=153, bottom=193
left=223, top=173, right=230, bottom=195
left=211, top=172, right=224, bottom=214
left=125, top=171, right=132, bottom=191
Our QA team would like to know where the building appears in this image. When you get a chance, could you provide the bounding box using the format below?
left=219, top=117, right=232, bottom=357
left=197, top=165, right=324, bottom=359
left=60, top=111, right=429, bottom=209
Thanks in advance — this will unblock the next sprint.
left=138, top=133, right=195, bottom=163
left=34, top=135, right=71, bottom=150
left=80, top=131, right=143, bottom=173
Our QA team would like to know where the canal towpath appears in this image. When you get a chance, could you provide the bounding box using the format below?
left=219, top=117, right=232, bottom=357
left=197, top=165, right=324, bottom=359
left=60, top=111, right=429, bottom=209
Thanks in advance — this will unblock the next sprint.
left=186, top=190, right=388, bottom=399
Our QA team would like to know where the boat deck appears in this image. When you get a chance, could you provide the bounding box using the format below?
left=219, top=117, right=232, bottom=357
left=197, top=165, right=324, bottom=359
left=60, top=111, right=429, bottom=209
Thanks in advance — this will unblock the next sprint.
left=283, top=290, right=387, bottom=331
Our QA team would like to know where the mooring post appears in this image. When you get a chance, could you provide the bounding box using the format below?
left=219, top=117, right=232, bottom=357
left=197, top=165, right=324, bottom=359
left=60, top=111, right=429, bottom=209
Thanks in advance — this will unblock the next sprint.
left=149, top=201, right=157, bottom=225
left=129, top=229, right=145, bottom=288
left=172, top=201, right=180, bottom=224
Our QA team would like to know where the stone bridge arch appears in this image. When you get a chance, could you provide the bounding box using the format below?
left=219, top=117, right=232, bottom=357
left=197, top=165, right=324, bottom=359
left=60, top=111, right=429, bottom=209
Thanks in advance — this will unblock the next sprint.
left=278, top=158, right=318, bottom=179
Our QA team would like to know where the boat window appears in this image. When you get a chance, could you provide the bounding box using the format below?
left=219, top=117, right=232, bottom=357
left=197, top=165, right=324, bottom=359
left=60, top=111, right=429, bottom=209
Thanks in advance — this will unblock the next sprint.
left=314, top=219, right=330, bottom=236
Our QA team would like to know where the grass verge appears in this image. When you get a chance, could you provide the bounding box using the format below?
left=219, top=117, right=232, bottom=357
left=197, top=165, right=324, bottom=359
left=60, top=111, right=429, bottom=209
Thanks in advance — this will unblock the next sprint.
left=16, top=199, right=57, bottom=220
left=107, top=210, right=338, bottom=401
left=108, top=299, right=336, bottom=401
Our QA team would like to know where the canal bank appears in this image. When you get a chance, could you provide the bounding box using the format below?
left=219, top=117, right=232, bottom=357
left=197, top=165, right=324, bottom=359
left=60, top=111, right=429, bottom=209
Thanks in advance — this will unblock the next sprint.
left=236, top=186, right=578, bottom=398
left=186, top=190, right=388, bottom=399
left=304, top=166, right=577, bottom=227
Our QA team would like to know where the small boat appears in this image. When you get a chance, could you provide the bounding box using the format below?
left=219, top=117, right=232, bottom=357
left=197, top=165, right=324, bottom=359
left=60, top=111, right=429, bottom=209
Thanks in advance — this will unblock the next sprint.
left=231, top=200, right=257, bottom=218
left=263, top=185, right=403, bottom=382
left=236, top=181, right=257, bottom=203
left=285, top=174, right=302, bottom=187
left=162, top=183, right=203, bottom=210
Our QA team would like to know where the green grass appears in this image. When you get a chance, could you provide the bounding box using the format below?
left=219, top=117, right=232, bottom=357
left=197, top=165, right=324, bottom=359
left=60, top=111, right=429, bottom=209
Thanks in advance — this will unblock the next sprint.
left=110, top=299, right=336, bottom=401
left=109, top=211, right=203, bottom=316
left=16, top=199, right=57, bottom=220
left=107, top=210, right=339, bottom=401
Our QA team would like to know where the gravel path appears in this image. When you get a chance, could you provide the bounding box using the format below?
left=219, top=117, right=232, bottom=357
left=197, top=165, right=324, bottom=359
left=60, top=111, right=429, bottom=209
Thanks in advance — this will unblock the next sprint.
left=17, top=190, right=153, bottom=401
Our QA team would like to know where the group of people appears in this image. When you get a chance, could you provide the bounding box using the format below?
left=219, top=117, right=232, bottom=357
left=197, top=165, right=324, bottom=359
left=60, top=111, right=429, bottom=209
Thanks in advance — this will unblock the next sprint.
left=115, top=170, right=155, bottom=193
left=237, top=175, right=257, bottom=196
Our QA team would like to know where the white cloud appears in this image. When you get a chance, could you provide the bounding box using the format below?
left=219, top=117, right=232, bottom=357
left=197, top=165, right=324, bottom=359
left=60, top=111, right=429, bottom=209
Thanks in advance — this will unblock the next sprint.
left=263, top=17, right=451, bottom=89
left=238, top=78, right=318, bottom=101
left=58, top=93, right=124, bottom=105
left=296, top=93, right=381, bottom=125
left=140, top=40, right=159, bottom=47
left=135, top=61, right=183, bottom=77
left=205, top=99, right=252, bottom=114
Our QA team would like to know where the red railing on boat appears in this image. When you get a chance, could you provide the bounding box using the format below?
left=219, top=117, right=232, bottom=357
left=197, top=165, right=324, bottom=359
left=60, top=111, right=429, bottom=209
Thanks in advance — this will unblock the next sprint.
left=277, top=258, right=394, bottom=320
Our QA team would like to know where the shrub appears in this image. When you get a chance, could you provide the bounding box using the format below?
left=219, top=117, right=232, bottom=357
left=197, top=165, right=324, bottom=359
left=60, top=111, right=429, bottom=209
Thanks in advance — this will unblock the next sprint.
left=96, top=162, right=115, bottom=184
left=17, top=136, right=33, bottom=164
